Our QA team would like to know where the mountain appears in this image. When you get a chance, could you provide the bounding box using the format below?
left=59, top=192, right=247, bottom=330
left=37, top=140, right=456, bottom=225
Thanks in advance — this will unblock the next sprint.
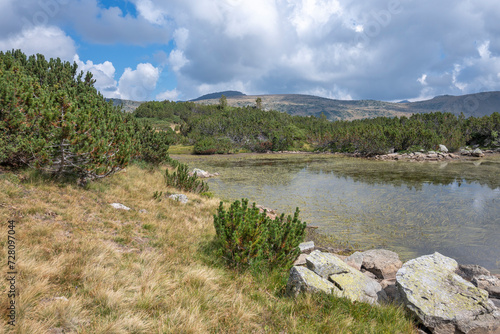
left=192, top=91, right=500, bottom=121
left=190, top=90, right=246, bottom=101
left=106, top=98, right=144, bottom=113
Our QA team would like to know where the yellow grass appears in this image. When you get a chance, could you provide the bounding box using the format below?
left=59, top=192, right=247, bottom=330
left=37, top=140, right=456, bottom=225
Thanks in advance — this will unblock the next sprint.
left=0, top=165, right=416, bottom=333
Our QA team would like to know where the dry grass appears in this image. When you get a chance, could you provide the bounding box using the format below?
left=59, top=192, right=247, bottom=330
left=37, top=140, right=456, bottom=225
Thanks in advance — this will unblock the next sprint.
left=0, top=165, right=416, bottom=333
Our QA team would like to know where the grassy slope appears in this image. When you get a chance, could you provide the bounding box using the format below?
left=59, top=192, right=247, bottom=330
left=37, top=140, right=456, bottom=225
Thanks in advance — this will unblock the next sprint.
left=0, top=165, right=416, bottom=333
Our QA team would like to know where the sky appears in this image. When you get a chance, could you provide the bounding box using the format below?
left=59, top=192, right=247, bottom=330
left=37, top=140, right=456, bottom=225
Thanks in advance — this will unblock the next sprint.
left=0, top=0, right=499, bottom=102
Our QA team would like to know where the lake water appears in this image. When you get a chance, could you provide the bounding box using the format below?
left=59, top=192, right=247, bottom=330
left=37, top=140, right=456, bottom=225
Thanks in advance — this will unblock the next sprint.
left=173, top=153, right=500, bottom=273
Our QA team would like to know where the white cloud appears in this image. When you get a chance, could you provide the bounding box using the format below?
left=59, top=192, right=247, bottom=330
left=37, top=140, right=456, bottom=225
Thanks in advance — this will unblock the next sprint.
left=168, top=50, right=189, bottom=72
left=135, top=0, right=168, bottom=25
left=156, top=89, right=179, bottom=101
left=117, top=63, right=160, bottom=101
left=0, top=26, right=76, bottom=61
left=74, top=55, right=117, bottom=94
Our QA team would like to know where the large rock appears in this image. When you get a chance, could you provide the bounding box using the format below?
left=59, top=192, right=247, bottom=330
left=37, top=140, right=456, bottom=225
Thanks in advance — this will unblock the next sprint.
left=456, top=264, right=491, bottom=282
left=306, top=250, right=386, bottom=305
left=472, top=275, right=500, bottom=299
left=360, top=249, right=403, bottom=280
left=286, top=265, right=337, bottom=296
left=396, top=252, right=500, bottom=334
left=439, top=144, right=449, bottom=153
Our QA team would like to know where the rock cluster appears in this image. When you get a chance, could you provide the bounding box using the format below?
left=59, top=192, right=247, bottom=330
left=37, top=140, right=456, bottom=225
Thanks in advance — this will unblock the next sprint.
left=288, top=243, right=500, bottom=333
left=375, top=151, right=460, bottom=161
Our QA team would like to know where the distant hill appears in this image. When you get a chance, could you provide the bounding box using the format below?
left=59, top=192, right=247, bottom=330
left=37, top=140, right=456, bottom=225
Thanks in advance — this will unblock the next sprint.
left=106, top=98, right=144, bottom=113
left=192, top=91, right=500, bottom=121
left=190, top=90, right=246, bottom=101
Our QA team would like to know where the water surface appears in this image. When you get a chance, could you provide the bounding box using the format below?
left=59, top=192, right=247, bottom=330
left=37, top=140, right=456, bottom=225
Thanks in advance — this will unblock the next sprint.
left=173, top=154, right=500, bottom=273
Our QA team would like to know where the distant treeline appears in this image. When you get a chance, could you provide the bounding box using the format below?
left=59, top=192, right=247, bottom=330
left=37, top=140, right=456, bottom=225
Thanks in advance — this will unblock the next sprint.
left=134, top=100, right=500, bottom=155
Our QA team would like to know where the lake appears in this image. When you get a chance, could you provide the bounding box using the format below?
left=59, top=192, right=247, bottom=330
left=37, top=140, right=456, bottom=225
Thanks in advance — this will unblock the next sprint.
left=173, top=153, right=500, bottom=273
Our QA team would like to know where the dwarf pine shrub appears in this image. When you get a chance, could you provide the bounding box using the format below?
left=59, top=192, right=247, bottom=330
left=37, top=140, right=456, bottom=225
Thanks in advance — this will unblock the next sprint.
left=165, top=163, right=208, bottom=193
left=213, top=199, right=306, bottom=271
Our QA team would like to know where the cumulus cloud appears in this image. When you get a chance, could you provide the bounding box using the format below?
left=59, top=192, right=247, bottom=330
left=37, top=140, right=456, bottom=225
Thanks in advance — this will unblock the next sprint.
left=2, top=0, right=500, bottom=101
left=156, top=89, right=180, bottom=101
left=0, top=26, right=76, bottom=61
left=74, top=55, right=118, bottom=96
left=117, top=63, right=160, bottom=101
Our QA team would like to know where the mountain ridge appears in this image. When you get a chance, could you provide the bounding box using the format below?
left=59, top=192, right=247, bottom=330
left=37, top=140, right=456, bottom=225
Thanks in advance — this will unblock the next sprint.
left=108, top=91, right=500, bottom=121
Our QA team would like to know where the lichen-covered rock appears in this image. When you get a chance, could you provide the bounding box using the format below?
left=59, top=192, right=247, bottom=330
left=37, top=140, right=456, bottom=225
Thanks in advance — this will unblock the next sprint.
left=396, top=252, right=500, bottom=334
left=329, top=271, right=387, bottom=305
left=360, top=249, right=403, bottom=280
left=306, top=250, right=351, bottom=279
left=306, top=250, right=386, bottom=305
left=439, top=144, right=449, bottom=153
left=286, top=266, right=337, bottom=296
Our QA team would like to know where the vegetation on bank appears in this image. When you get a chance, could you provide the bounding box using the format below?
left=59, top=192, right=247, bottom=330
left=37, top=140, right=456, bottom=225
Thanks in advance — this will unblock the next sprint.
left=0, top=164, right=417, bottom=333
left=133, top=99, right=500, bottom=156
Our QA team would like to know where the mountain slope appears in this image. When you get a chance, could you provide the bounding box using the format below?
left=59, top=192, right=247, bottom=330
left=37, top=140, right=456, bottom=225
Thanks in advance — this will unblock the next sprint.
left=193, top=92, right=500, bottom=121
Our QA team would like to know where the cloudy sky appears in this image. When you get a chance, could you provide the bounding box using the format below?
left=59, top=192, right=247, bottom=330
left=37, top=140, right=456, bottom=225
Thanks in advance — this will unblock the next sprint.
left=1, top=0, right=499, bottom=102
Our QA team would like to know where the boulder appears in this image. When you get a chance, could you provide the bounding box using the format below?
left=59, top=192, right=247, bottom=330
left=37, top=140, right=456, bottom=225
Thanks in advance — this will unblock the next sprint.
left=456, top=264, right=491, bottom=282
left=439, top=145, right=449, bottom=153
left=396, top=252, right=500, bottom=334
left=306, top=250, right=386, bottom=305
left=286, top=266, right=337, bottom=296
left=472, top=275, right=500, bottom=299
left=298, top=241, right=315, bottom=253
left=306, top=250, right=351, bottom=278
left=472, top=148, right=485, bottom=157
left=360, top=249, right=403, bottom=280
left=344, top=251, right=364, bottom=271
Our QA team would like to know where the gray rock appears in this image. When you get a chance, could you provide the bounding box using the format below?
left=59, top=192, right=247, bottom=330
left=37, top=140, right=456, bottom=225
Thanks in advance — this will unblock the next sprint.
left=360, top=249, right=403, bottom=280
left=456, top=264, right=491, bottom=282
left=491, top=299, right=500, bottom=308
left=344, top=251, right=364, bottom=271
left=439, top=144, right=449, bottom=153
left=306, top=250, right=386, bottom=305
left=472, top=275, right=500, bottom=299
left=286, top=266, right=337, bottom=296
left=169, top=194, right=188, bottom=204
left=190, top=168, right=219, bottom=178
left=396, top=252, right=500, bottom=334
left=306, top=250, right=350, bottom=279
left=110, top=203, right=131, bottom=211
left=472, top=148, right=485, bottom=157
left=293, top=253, right=308, bottom=266
left=299, top=241, right=315, bottom=253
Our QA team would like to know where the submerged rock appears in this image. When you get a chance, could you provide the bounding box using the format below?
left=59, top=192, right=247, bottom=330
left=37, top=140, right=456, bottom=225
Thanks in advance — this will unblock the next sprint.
left=396, top=252, right=500, bottom=334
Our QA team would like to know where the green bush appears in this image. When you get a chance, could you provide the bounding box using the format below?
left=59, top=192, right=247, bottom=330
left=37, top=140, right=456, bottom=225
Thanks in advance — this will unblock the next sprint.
left=213, top=199, right=306, bottom=271
left=165, top=163, right=208, bottom=193
left=193, top=137, right=233, bottom=155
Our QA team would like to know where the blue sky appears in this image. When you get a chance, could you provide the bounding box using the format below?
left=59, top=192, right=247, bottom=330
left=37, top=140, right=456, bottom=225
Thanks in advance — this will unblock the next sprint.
left=1, top=0, right=499, bottom=102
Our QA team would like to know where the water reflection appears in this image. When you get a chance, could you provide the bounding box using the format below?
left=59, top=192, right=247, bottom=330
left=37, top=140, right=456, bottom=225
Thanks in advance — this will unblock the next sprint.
left=173, top=154, right=500, bottom=272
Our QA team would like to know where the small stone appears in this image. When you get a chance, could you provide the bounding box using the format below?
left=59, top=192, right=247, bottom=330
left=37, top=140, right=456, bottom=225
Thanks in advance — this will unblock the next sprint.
left=139, top=209, right=147, bottom=213
left=169, top=194, right=188, bottom=204
left=110, top=203, right=131, bottom=211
